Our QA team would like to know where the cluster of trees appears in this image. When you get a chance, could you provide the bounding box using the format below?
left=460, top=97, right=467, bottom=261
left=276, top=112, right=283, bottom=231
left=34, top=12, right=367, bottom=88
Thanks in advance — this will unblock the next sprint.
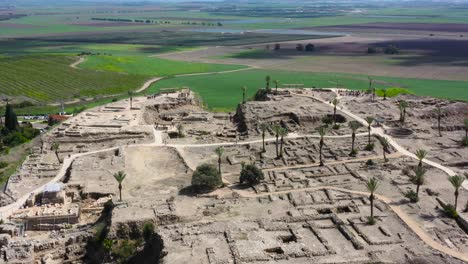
left=0, top=103, right=40, bottom=153
left=180, top=21, right=223, bottom=26
left=91, top=17, right=171, bottom=24
left=296, top=43, right=315, bottom=52
left=367, top=45, right=400, bottom=55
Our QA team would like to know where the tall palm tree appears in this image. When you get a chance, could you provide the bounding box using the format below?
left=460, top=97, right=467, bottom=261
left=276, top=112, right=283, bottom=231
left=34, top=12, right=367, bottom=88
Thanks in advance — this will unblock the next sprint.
left=128, top=90, right=134, bottom=109
left=317, top=126, right=328, bottom=166
left=348, top=121, right=362, bottom=156
left=272, top=124, right=281, bottom=157
left=412, top=167, right=426, bottom=199
left=368, top=76, right=374, bottom=101
left=274, top=80, right=279, bottom=93
left=51, top=142, right=61, bottom=163
left=366, top=177, right=380, bottom=222
left=464, top=118, right=468, bottom=139
left=215, top=147, right=224, bottom=175
left=399, top=100, right=408, bottom=127
left=241, top=86, right=247, bottom=104
left=415, top=149, right=428, bottom=167
left=382, top=88, right=387, bottom=100
left=278, top=127, right=288, bottom=158
left=332, top=98, right=339, bottom=126
left=113, top=171, right=126, bottom=201
left=448, top=175, right=465, bottom=210
left=364, top=116, right=374, bottom=146
left=259, top=123, right=269, bottom=153
left=435, top=106, right=442, bottom=137
left=380, top=137, right=389, bottom=162
left=265, top=75, right=271, bottom=91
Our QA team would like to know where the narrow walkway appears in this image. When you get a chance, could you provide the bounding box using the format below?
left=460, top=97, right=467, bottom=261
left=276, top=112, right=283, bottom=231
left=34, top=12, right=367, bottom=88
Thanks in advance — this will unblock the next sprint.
left=69, top=56, right=85, bottom=69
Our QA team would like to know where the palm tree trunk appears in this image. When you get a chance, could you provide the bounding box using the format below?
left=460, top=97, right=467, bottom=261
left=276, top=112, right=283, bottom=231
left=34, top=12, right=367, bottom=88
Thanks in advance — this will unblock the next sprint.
left=275, top=135, right=279, bottom=157
left=370, top=194, right=374, bottom=218
left=383, top=149, right=386, bottom=161
left=319, top=141, right=323, bottom=166
left=416, top=184, right=420, bottom=197
left=438, top=117, right=441, bottom=137
left=368, top=128, right=371, bottom=145
left=280, top=136, right=284, bottom=157
left=333, top=107, right=337, bottom=125
left=119, top=184, right=122, bottom=201
left=55, top=151, right=61, bottom=163
left=218, top=158, right=222, bottom=175
left=262, top=132, right=266, bottom=152
left=351, top=134, right=355, bottom=155
left=455, top=191, right=459, bottom=210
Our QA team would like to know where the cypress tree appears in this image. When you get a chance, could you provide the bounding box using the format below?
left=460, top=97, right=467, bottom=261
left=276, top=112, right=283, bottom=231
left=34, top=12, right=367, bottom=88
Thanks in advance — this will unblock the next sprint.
left=4, top=103, right=18, bottom=132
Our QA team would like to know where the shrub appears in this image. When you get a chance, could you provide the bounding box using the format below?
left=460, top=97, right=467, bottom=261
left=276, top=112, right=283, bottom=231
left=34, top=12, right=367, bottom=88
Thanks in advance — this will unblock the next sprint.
left=366, top=159, right=375, bottom=166
left=321, top=116, right=333, bottom=126
left=0, top=161, right=8, bottom=169
left=367, top=47, right=377, bottom=54
left=367, top=216, right=376, bottom=225
left=254, top=88, right=270, bottom=101
left=191, top=164, right=222, bottom=191
left=350, top=149, right=358, bottom=156
left=142, top=222, right=155, bottom=242
left=111, top=239, right=139, bottom=263
left=332, top=124, right=340, bottom=130
left=364, top=143, right=374, bottom=151
left=296, top=44, right=304, bottom=51
left=404, top=190, right=419, bottom=203
left=442, top=204, right=458, bottom=219
left=240, top=164, right=264, bottom=185
left=384, top=44, right=400, bottom=54
left=305, top=43, right=315, bottom=52
left=0, top=219, right=4, bottom=225
left=462, top=136, right=468, bottom=146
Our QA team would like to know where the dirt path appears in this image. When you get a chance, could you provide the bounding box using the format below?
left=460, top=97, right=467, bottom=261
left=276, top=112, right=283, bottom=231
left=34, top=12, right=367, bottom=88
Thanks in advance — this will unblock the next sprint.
left=69, top=56, right=85, bottom=69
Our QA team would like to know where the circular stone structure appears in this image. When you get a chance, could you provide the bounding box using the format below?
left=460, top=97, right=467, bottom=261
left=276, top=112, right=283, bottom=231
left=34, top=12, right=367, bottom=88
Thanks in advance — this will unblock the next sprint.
left=386, top=127, right=414, bottom=138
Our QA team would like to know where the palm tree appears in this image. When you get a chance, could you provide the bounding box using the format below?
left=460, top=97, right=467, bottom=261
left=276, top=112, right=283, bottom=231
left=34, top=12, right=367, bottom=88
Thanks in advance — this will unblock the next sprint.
left=348, top=121, right=362, bottom=156
left=241, top=86, right=247, bottom=104
left=128, top=90, right=134, bottom=109
left=382, top=88, right=387, bottom=100
left=317, top=126, right=328, bottom=166
left=259, top=123, right=269, bottom=153
left=51, top=142, right=61, bottom=163
left=272, top=124, right=282, bottom=157
left=448, top=175, right=465, bottom=210
left=464, top=118, right=468, bottom=139
left=215, top=147, right=224, bottom=175
left=274, top=80, right=279, bottom=93
left=435, top=106, right=442, bottom=137
left=412, top=167, right=426, bottom=199
left=332, top=98, right=339, bottom=126
left=415, top=149, right=428, bottom=167
left=364, top=116, right=374, bottom=146
left=366, top=177, right=380, bottom=222
left=265, top=75, right=271, bottom=91
left=398, top=100, right=408, bottom=127
left=380, top=137, right=389, bottom=162
left=113, top=171, right=126, bottom=201
left=278, top=127, right=288, bottom=158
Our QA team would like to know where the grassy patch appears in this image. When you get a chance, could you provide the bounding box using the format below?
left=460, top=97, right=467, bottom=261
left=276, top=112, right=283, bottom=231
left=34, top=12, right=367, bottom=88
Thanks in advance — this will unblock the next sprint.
left=80, top=55, right=245, bottom=76
left=376, top=87, right=414, bottom=98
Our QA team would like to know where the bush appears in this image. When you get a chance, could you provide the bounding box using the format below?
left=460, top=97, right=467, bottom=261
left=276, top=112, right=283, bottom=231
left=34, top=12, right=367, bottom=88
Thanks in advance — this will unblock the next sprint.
left=321, top=116, right=333, bottom=126
left=462, top=136, right=468, bottom=146
left=0, top=161, right=8, bottom=169
left=142, top=222, right=155, bottom=242
left=240, top=164, right=264, bottom=185
left=111, top=239, right=139, bottom=263
left=384, top=44, right=400, bottom=54
left=191, top=164, right=222, bottom=191
left=364, top=143, right=374, bottom=151
left=367, top=47, right=377, bottom=54
left=366, top=159, right=375, bottom=166
left=305, top=43, right=315, bottom=52
left=254, top=88, right=270, bottom=101
left=442, top=204, right=458, bottom=219
left=404, top=190, right=419, bottom=203
left=332, top=124, right=340, bottom=130
left=367, top=216, right=376, bottom=225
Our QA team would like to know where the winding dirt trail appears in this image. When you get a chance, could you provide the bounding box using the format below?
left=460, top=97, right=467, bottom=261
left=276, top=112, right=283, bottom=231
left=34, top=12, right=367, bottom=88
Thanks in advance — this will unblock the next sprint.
left=69, top=56, right=85, bottom=69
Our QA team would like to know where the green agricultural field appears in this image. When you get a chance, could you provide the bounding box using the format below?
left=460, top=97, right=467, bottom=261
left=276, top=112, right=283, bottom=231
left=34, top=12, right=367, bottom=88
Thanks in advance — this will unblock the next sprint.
left=149, top=69, right=468, bottom=111
left=80, top=55, right=246, bottom=76
left=0, top=55, right=148, bottom=103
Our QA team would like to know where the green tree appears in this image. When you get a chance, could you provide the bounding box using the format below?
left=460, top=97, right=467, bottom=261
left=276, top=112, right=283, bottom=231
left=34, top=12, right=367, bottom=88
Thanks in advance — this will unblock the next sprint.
left=380, top=137, right=389, bottom=162
left=192, top=164, right=222, bottom=191
left=317, top=126, right=328, bottom=166
left=214, top=146, right=224, bottom=176
left=332, top=98, right=339, bottom=126
left=241, top=86, right=247, bottom=104
left=51, top=142, right=61, bottom=163
left=366, top=177, right=379, bottom=223
left=113, top=171, right=126, bottom=201
left=4, top=103, right=18, bottom=132
left=368, top=76, right=375, bottom=101
left=265, top=75, right=271, bottom=91
left=448, top=175, right=465, bottom=210
left=259, top=123, right=269, bottom=153
left=398, top=100, right=408, bottom=127
left=382, top=88, right=387, bottom=100
left=348, top=121, right=362, bottom=156
left=278, top=127, right=288, bottom=158
left=274, top=80, right=279, bottom=93
left=239, top=164, right=264, bottom=185
left=415, top=149, right=428, bottom=167
left=411, top=167, right=426, bottom=200
left=272, top=124, right=282, bottom=158
left=364, top=116, right=374, bottom=147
